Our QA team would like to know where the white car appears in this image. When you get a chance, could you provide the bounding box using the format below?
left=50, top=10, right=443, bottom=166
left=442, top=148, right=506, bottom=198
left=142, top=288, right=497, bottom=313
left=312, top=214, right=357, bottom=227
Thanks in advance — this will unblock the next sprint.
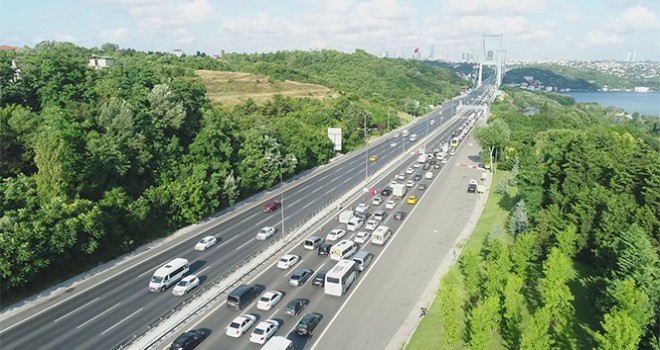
left=355, top=203, right=370, bottom=213
left=385, top=200, right=396, bottom=209
left=194, top=236, right=217, bottom=251
left=390, top=142, right=397, bottom=147
left=327, top=229, right=347, bottom=241
left=249, top=319, right=279, bottom=344
left=425, top=171, right=433, bottom=179
left=405, top=180, right=415, bottom=187
left=277, top=254, right=300, bottom=269
left=405, top=167, right=414, bottom=174
left=372, top=196, right=382, bottom=206
left=354, top=231, right=371, bottom=244
left=396, top=172, right=406, bottom=180
left=256, top=290, right=284, bottom=311
left=365, top=219, right=379, bottom=231
left=256, top=226, right=276, bottom=240
left=412, top=162, right=421, bottom=168
left=172, top=275, right=199, bottom=296
left=226, top=314, right=257, bottom=338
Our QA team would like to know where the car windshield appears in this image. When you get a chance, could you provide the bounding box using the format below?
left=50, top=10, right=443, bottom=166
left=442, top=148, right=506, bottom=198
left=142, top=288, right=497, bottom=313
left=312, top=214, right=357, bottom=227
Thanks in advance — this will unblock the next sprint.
left=177, top=280, right=188, bottom=287
left=151, top=276, right=163, bottom=283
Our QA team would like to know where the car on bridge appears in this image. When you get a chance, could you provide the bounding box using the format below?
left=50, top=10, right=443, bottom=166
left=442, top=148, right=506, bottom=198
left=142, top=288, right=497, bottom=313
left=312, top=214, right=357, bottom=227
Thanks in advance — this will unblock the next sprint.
left=257, top=290, right=284, bottom=311
left=225, top=314, right=257, bottom=338
left=172, top=275, right=200, bottom=296
left=295, top=313, right=323, bottom=336
left=170, top=329, right=206, bottom=350
left=249, top=319, right=279, bottom=345
left=194, top=236, right=217, bottom=251
left=256, top=226, right=276, bottom=240
left=277, top=254, right=300, bottom=269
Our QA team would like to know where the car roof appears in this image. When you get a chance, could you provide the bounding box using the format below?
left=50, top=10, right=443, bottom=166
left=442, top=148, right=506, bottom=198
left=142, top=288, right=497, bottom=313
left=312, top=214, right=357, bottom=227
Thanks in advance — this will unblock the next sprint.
left=282, top=254, right=297, bottom=259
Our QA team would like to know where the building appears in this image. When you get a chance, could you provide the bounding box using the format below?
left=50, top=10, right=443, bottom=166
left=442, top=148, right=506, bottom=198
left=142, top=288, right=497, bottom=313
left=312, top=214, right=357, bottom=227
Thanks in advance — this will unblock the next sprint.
left=88, top=55, right=114, bottom=69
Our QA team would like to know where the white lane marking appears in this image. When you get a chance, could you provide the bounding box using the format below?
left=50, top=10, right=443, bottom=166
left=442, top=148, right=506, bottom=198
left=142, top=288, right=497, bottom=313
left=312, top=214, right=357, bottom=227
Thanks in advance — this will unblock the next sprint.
left=311, top=186, right=323, bottom=193
left=53, top=297, right=100, bottom=323
left=100, top=307, right=143, bottom=335
left=76, top=302, right=120, bottom=329
left=235, top=238, right=255, bottom=253
left=196, top=266, right=211, bottom=276
left=288, top=198, right=302, bottom=207
left=268, top=308, right=280, bottom=320
left=325, top=187, right=337, bottom=195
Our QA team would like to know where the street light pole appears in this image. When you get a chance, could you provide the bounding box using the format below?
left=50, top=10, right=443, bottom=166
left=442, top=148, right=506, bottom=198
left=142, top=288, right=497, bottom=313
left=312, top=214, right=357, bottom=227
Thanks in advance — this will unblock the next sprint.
left=364, top=114, right=368, bottom=182
left=266, top=154, right=296, bottom=238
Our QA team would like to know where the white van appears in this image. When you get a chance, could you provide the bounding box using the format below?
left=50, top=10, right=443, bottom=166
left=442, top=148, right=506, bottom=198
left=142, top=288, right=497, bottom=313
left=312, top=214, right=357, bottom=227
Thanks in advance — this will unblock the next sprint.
left=149, top=258, right=189, bottom=292
left=261, top=336, right=293, bottom=350
left=338, top=210, right=355, bottom=224
left=371, top=226, right=392, bottom=246
left=330, top=239, right=359, bottom=261
left=346, top=216, right=364, bottom=231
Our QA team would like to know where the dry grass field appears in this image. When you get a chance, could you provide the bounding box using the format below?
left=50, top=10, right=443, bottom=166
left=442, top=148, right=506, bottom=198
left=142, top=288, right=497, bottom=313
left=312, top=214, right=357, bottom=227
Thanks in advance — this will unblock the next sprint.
left=195, top=70, right=336, bottom=107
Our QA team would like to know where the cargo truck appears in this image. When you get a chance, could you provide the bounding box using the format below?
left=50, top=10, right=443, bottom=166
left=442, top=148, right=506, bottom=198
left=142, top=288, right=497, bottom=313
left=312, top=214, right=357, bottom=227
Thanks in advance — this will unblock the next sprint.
left=392, top=183, right=407, bottom=199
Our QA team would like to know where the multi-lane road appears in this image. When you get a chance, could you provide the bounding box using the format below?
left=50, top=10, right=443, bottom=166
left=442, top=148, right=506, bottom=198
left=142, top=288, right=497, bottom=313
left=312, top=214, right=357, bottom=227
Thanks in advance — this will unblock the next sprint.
left=0, top=80, right=496, bottom=350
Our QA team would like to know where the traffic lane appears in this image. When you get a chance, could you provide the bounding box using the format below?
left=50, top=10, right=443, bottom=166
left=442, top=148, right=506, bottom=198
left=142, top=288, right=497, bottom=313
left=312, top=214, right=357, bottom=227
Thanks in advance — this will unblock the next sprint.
left=176, top=245, right=344, bottom=350
left=311, top=133, right=483, bottom=350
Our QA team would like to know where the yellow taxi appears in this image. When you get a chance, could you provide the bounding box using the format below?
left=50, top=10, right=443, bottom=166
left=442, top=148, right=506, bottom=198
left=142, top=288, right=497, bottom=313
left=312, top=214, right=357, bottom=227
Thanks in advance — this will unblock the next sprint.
left=407, top=195, right=417, bottom=205
left=369, top=155, right=378, bottom=162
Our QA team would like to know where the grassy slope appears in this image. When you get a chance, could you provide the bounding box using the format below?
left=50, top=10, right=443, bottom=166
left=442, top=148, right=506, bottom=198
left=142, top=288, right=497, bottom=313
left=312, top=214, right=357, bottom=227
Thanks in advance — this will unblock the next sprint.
left=195, top=70, right=336, bottom=107
left=405, top=171, right=597, bottom=349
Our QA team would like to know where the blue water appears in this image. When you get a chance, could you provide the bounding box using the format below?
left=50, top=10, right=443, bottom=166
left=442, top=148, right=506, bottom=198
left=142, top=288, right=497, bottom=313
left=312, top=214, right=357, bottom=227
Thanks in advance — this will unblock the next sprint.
left=562, top=91, right=660, bottom=117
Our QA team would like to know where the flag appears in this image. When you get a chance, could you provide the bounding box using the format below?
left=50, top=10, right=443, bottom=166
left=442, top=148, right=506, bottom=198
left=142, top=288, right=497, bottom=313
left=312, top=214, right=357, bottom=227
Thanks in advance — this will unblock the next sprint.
left=414, top=47, right=420, bottom=54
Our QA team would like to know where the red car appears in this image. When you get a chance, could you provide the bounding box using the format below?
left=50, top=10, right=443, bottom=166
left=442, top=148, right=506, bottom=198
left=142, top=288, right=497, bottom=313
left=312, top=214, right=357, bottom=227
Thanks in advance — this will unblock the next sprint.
left=263, top=200, right=281, bottom=212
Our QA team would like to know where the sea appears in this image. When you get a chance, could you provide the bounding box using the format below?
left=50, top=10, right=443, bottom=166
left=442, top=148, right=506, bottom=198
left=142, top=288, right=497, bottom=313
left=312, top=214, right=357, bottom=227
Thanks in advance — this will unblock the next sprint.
left=561, top=91, right=660, bottom=117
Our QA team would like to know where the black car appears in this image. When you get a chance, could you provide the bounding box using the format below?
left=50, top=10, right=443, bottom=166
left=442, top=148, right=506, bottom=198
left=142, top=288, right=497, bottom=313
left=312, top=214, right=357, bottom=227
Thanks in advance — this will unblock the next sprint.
left=312, top=270, right=327, bottom=287
left=413, top=173, right=422, bottom=181
left=295, top=313, right=323, bottom=336
left=354, top=211, right=369, bottom=220
left=170, top=330, right=206, bottom=350
left=394, top=211, right=406, bottom=220
left=317, top=243, right=332, bottom=257
left=380, top=186, right=392, bottom=196
left=285, top=298, right=309, bottom=316
left=289, top=268, right=313, bottom=286
left=422, top=163, right=430, bottom=170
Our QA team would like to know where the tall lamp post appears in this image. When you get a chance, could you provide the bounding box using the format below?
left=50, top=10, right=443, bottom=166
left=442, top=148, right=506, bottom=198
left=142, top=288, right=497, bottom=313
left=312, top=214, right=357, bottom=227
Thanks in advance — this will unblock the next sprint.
left=266, top=154, right=297, bottom=237
left=363, top=113, right=369, bottom=182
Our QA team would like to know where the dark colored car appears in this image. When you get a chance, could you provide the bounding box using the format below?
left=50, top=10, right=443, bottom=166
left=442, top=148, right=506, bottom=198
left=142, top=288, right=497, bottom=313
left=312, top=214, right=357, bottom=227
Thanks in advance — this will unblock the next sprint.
left=418, top=183, right=427, bottom=191
left=467, top=180, right=478, bottom=193
left=317, top=243, right=332, bottom=257
left=289, top=268, right=313, bottom=286
left=394, top=211, right=406, bottom=220
left=413, top=173, right=422, bottom=181
left=295, top=313, right=323, bottom=336
left=429, top=159, right=437, bottom=165
left=263, top=200, right=281, bottom=212
left=422, top=163, right=430, bottom=170
left=354, top=211, right=369, bottom=220
left=170, top=330, right=206, bottom=350
left=380, top=187, right=392, bottom=196
left=285, top=298, right=309, bottom=316
left=312, top=270, right=327, bottom=287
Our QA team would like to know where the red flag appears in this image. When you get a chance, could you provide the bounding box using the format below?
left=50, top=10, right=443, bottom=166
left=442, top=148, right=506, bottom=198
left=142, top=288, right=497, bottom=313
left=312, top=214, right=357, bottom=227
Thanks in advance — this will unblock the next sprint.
left=414, top=47, right=420, bottom=53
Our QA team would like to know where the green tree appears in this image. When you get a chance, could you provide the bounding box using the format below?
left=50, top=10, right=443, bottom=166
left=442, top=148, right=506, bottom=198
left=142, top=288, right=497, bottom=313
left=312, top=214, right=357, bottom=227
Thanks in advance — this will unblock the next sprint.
left=439, top=268, right=463, bottom=349
left=466, top=295, right=500, bottom=350
left=502, top=274, right=525, bottom=349
left=459, top=249, right=482, bottom=304
left=510, top=232, right=539, bottom=283
left=521, top=307, right=553, bottom=350
left=509, top=199, right=529, bottom=236
left=539, top=247, right=577, bottom=348
left=475, top=118, right=510, bottom=173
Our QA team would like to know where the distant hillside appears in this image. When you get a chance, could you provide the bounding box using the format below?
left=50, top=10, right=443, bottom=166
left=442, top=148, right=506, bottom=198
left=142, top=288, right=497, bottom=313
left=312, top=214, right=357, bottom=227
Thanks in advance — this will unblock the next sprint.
left=503, top=67, right=599, bottom=91
left=505, top=63, right=660, bottom=91
left=196, top=70, right=336, bottom=107
left=218, top=49, right=467, bottom=113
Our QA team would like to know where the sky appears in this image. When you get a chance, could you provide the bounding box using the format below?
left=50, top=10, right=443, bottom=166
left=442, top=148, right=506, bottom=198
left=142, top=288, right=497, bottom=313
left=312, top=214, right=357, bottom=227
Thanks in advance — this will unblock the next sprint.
left=2, top=0, right=659, bottom=62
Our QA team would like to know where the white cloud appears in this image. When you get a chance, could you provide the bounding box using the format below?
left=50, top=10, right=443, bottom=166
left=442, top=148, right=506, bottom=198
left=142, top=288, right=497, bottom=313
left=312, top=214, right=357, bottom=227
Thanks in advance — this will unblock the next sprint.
left=443, top=0, right=547, bottom=15
left=584, top=30, right=623, bottom=45
left=608, top=5, right=660, bottom=33
left=33, top=33, right=78, bottom=44
left=99, top=27, right=130, bottom=43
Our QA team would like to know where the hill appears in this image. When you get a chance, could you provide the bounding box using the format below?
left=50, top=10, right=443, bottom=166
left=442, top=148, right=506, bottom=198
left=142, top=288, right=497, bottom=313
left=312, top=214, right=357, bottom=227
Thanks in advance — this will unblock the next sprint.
left=196, top=70, right=336, bottom=107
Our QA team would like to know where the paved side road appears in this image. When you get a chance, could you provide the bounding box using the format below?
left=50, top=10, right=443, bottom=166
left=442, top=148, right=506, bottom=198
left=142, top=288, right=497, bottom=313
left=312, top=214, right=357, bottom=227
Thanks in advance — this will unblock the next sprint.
left=311, top=127, right=491, bottom=350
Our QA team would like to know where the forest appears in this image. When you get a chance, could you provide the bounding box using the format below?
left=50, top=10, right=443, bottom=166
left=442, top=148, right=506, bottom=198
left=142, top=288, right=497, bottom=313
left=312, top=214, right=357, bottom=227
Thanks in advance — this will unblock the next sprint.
left=0, top=42, right=466, bottom=302
left=437, top=86, right=660, bottom=349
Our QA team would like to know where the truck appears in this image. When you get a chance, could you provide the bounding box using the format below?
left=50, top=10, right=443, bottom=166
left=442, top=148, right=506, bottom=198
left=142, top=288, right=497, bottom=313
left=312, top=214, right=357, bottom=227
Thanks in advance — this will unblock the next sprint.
left=338, top=209, right=355, bottom=224
left=417, top=154, right=427, bottom=163
left=392, top=183, right=407, bottom=199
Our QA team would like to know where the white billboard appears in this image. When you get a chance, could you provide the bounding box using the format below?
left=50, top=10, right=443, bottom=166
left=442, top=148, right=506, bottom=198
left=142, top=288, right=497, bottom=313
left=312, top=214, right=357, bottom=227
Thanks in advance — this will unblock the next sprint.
left=328, top=128, right=342, bottom=151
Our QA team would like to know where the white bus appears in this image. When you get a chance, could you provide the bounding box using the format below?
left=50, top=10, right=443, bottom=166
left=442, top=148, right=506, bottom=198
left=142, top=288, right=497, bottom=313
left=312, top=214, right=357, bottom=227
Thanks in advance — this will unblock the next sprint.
left=329, top=239, right=359, bottom=261
left=149, top=258, right=189, bottom=292
left=324, top=259, right=358, bottom=297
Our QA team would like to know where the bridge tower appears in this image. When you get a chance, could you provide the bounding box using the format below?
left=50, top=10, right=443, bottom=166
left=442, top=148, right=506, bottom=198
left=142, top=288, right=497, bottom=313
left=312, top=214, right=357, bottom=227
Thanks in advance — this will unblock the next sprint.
left=477, top=34, right=504, bottom=87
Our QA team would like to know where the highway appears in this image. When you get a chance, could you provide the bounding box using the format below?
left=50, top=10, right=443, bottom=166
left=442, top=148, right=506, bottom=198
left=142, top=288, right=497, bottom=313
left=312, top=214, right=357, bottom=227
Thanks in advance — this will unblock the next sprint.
left=156, top=85, right=496, bottom=350
left=0, top=79, right=496, bottom=350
